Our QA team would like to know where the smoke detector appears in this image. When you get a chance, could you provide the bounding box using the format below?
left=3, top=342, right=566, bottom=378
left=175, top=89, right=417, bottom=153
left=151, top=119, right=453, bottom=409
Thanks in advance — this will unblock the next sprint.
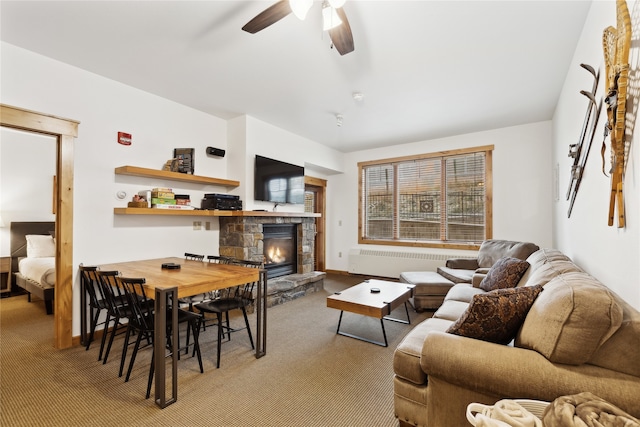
left=352, top=92, right=364, bottom=102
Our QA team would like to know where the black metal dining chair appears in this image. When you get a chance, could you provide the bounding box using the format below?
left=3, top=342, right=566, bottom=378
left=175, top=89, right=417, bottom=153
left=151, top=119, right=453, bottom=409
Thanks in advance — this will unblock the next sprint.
left=79, top=265, right=113, bottom=358
left=178, top=253, right=207, bottom=311
left=194, top=258, right=263, bottom=368
left=95, top=270, right=133, bottom=370
left=118, top=276, right=204, bottom=398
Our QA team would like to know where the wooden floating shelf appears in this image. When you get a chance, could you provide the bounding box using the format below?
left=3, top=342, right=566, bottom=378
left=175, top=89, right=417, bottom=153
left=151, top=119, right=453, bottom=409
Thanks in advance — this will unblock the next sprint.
left=114, top=208, right=320, bottom=218
left=115, top=165, right=239, bottom=187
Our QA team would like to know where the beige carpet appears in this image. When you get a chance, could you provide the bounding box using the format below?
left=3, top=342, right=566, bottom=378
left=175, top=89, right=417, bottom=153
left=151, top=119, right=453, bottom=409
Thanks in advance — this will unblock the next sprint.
left=0, top=274, right=431, bottom=427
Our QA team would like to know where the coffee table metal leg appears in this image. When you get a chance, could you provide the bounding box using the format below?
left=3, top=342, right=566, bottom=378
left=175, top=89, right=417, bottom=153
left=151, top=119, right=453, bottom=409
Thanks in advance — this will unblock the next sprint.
left=335, top=311, right=389, bottom=347
left=382, top=301, right=411, bottom=325
left=336, top=310, right=344, bottom=334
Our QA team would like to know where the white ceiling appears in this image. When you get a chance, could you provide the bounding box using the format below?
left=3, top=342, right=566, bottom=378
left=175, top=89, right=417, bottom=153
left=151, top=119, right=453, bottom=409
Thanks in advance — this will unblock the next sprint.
left=0, top=1, right=592, bottom=153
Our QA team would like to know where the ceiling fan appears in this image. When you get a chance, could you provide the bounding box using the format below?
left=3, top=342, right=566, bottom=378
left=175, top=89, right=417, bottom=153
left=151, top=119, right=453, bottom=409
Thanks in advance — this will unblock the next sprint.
left=241, top=0, right=355, bottom=56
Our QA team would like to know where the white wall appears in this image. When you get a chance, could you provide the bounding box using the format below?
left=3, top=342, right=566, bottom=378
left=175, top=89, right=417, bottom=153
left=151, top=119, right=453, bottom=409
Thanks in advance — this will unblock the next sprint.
left=0, top=128, right=57, bottom=255
left=0, top=42, right=345, bottom=337
left=326, top=122, right=555, bottom=273
left=552, top=0, right=639, bottom=308
left=1, top=42, right=235, bottom=335
left=228, top=115, right=344, bottom=212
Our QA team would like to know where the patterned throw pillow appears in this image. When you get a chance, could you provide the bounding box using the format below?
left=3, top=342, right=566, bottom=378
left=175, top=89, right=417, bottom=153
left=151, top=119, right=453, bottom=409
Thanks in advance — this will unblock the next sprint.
left=480, top=257, right=530, bottom=292
left=446, top=285, right=544, bottom=345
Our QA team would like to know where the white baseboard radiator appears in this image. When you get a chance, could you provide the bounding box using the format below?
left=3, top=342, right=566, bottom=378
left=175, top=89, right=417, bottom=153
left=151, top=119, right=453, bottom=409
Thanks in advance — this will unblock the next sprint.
left=348, top=248, right=477, bottom=279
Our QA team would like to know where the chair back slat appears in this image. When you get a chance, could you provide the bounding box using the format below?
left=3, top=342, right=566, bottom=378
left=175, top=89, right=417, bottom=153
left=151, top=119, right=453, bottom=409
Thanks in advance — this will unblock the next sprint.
left=79, top=265, right=104, bottom=307
left=207, top=255, right=231, bottom=264
left=118, top=277, right=154, bottom=332
left=96, top=270, right=129, bottom=318
left=221, top=258, right=263, bottom=303
left=184, top=252, right=205, bottom=261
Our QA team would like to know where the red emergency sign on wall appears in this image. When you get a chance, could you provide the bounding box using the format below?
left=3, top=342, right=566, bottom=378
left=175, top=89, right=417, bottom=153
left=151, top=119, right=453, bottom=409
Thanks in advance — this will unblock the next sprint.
left=118, top=132, right=132, bottom=146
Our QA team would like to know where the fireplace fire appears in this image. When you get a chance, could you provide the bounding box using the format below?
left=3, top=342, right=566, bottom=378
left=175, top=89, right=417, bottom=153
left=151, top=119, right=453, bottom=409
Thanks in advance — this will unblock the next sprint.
left=263, top=224, right=297, bottom=278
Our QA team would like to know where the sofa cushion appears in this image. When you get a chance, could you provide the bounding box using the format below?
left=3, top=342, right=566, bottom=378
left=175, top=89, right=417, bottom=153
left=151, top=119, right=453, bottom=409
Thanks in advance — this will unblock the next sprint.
left=399, top=272, right=454, bottom=296
left=479, top=257, right=530, bottom=291
left=515, top=272, right=623, bottom=365
left=588, top=296, right=640, bottom=378
left=446, top=285, right=543, bottom=345
left=525, top=248, right=572, bottom=271
left=437, top=267, right=474, bottom=284
left=393, top=318, right=454, bottom=385
left=517, top=260, right=582, bottom=288
left=443, top=283, right=485, bottom=304
left=433, top=299, right=471, bottom=321
left=477, top=240, right=539, bottom=268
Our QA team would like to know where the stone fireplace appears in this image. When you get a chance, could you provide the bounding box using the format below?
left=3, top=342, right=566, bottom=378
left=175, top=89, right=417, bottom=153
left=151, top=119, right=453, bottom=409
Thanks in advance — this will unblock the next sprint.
left=218, top=214, right=325, bottom=306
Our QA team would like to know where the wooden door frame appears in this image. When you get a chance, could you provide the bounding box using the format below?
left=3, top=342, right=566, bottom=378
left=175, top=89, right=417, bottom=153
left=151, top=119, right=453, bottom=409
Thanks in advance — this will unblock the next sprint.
left=304, top=176, right=326, bottom=271
left=1, top=104, right=78, bottom=349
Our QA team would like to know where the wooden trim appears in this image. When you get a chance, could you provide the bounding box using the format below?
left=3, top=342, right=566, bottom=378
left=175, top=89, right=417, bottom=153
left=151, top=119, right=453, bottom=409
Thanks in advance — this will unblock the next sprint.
left=52, top=175, right=57, bottom=215
left=324, top=269, right=351, bottom=276
left=114, top=208, right=320, bottom=217
left=1, top=104, right=78, bottom=350
left=115, top=165, right=239, bottom=187
left=357, top=238, right=480, bottom=251
left=0, top=104, right=78, bottom=137
left=485, top=150, right=494, bottom=239
left=305, top=176, right=327, bottom=272
left=305, top=175, right=326, bottom=187
left=357, top=145, right=494, bottom=167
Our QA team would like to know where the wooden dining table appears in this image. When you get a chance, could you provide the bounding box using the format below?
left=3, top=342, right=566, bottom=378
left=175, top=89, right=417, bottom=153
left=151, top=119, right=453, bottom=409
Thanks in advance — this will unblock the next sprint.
left=96, top=257, right=267, bottom=408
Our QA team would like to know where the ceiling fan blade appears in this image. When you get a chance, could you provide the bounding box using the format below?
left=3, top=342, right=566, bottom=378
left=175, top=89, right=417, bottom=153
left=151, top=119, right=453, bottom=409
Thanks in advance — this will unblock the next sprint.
left=328, top=7, right=354, bottom=55
left=242, top=1, right=292, bottom=34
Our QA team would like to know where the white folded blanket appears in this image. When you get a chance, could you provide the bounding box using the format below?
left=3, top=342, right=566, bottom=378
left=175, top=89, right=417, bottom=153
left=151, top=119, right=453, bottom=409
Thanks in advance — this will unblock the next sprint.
left=467, top=400, right=542, bottom=427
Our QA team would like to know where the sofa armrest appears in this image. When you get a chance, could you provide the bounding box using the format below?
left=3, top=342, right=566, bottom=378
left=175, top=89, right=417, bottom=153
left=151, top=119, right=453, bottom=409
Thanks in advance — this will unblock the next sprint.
left=446, top=258, right=479, bottom=270
left=471, top=273, right=486, bottom=287
left=420, top=331, right=640, bottom=416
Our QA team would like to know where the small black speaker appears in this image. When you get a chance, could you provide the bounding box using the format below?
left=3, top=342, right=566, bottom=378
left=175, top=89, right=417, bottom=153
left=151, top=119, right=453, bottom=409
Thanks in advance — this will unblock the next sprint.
left=206, top=147, right=226, bottom=157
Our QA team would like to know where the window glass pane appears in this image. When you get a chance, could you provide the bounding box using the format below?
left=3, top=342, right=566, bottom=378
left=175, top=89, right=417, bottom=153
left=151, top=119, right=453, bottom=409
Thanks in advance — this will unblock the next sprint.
left=398, top=159, right=441, bottom=240
left=364, top=165, right=393, bottom=239
left=445, top=153, right=485, bottom=241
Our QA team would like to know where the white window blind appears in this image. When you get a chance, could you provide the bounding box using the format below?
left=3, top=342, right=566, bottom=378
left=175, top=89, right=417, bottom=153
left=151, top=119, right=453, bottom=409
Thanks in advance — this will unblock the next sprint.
left=360, top=147, right=491, bottom=246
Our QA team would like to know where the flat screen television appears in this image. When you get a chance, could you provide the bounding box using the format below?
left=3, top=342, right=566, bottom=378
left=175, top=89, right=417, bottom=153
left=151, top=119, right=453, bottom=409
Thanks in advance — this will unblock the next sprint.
left=254, top=155, right=305, bottom=205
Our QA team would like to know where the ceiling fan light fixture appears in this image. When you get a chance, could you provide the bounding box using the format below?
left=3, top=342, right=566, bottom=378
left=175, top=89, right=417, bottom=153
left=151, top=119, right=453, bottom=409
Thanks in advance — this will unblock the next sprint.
left=322, top=3, right=342, bottom=31
left=290, top=0, right=313, bottom=20
left=328, top=0, right=346, bottom=8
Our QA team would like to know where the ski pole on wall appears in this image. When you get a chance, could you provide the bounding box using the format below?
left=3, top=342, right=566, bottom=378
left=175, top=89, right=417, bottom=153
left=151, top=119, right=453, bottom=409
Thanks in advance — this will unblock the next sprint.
left=566, top=63, right=599, bottom=212
left=568, top=89, right=602, bottom=218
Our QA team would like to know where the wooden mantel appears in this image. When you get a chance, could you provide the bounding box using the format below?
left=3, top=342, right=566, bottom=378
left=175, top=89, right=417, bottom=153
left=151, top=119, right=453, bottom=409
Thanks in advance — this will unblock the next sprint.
left=114, top=208, right=320, bottom=217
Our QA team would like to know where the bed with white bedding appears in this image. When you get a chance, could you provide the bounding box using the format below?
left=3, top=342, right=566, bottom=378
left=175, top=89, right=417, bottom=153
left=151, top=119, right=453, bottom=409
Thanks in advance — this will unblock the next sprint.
left=10, top=221, right=56, bottom=314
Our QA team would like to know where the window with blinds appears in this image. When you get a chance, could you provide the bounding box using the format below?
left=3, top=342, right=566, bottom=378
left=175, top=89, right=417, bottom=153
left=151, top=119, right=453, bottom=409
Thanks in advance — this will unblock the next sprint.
left=359, top=146, right=493, bottom=248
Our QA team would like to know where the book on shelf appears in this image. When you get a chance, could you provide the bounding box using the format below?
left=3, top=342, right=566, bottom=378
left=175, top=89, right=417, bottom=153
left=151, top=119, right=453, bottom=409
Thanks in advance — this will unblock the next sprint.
left=151, top=204, right=195, bottom=210
left=173, top=194, right=190, bottom=205
left=152, top=187, right=172, bottom=192
left=150, top=197, right=176, bottom=205
left=151, top=191, right=174, bottom=199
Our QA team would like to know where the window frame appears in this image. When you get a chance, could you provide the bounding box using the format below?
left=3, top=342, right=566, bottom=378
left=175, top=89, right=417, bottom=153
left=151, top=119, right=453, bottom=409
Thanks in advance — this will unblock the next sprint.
left=358, top=145, right=493, bottom=250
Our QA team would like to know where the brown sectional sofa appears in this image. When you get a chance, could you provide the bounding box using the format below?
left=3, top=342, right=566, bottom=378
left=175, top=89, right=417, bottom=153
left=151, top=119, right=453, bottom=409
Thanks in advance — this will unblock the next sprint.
left=400, top=240, right=540, bottom=311
left=393, top=248, right=640, bottom=427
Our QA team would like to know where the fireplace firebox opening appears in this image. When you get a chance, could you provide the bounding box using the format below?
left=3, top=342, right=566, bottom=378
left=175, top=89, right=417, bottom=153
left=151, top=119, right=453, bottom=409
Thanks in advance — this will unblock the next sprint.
left=263, top=224, right=297, bottom=279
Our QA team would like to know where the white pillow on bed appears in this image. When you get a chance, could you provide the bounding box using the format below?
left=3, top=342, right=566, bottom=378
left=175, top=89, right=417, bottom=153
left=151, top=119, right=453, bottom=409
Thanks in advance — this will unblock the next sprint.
left=26, top=234, right=56, bottom=258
